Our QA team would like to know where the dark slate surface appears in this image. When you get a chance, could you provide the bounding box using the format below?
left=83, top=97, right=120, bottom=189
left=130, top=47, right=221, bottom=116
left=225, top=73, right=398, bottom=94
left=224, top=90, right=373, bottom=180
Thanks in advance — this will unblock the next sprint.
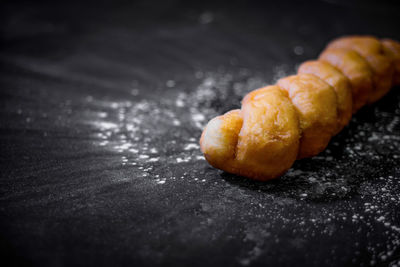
left=1, top=0, right=400, bottom=266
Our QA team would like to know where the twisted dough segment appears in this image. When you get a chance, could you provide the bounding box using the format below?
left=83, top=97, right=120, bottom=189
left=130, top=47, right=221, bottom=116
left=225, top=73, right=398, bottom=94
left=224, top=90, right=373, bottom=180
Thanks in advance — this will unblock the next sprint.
left=200, top=36, right=400, bottom=181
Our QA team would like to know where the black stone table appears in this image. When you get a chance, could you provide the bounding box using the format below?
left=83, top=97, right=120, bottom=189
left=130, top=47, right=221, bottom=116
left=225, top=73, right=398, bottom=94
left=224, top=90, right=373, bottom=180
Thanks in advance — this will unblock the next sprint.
left=1, top=1, right=400, bottom=266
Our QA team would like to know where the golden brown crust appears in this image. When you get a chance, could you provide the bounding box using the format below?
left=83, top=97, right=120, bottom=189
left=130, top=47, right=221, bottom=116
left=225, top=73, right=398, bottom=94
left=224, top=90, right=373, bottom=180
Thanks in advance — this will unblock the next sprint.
left=200, top=86, right=300, bottom=181
left=319, top=47, right=373, bottom=112
left=200, top=109, right=243, bottom=170
left=382, top=38, right=400, bottom=86
left=200, top=36, right=400, bottom=181
left=326, top=36, right=393, bottom=103
left=277, top=74, right=338, bottom=159
left=298, top=60, right=352, bottom=133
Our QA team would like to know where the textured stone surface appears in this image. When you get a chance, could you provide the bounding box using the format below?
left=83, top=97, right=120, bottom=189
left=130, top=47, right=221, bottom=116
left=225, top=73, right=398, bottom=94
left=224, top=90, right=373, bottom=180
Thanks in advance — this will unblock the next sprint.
left=1, top=0, right=400, bottom=266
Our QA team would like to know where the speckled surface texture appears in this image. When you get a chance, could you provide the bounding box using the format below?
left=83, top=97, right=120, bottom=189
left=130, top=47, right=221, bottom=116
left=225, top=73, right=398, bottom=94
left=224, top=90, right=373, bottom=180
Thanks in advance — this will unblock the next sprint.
left=1, top=0, right=400, bottom=266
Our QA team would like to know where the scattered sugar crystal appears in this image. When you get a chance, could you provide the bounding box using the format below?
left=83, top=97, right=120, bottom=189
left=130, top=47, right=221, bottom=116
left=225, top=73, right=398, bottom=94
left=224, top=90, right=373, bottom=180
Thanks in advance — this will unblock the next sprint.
left=176, top=157, right=191, bottom=163
left=184, top=143, right=199, bottom=150
left=377, top=216, right=385, bottom=222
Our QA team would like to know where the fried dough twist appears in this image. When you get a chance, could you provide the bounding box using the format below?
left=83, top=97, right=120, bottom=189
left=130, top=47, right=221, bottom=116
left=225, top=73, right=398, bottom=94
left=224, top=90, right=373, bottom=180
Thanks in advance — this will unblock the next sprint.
left=200, top=36, right=400, bottom=181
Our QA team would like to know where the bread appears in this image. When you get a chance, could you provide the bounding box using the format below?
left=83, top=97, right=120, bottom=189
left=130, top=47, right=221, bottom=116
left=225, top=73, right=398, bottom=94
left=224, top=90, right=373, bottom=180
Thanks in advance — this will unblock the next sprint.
left=200, top=36, right=400, bottom=181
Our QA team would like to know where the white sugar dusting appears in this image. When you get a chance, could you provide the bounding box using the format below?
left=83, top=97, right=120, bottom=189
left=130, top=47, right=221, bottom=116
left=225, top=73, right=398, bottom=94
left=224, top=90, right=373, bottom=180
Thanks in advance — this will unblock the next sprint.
left=176, top=157, right=191, bottom=163
left=83, top=68, right=268, bottom=185
left=184, top=143, right=199, bottom=150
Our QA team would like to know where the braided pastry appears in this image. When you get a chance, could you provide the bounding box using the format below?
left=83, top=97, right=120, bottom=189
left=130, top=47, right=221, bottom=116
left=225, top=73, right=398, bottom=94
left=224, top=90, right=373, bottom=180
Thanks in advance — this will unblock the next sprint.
left=200, top=36, right=400, bottom=181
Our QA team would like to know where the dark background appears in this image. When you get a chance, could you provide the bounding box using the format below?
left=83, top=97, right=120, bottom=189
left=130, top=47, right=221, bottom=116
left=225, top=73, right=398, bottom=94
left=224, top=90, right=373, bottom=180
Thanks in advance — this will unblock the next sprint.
left=1, top=0, right=400, bottom=266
